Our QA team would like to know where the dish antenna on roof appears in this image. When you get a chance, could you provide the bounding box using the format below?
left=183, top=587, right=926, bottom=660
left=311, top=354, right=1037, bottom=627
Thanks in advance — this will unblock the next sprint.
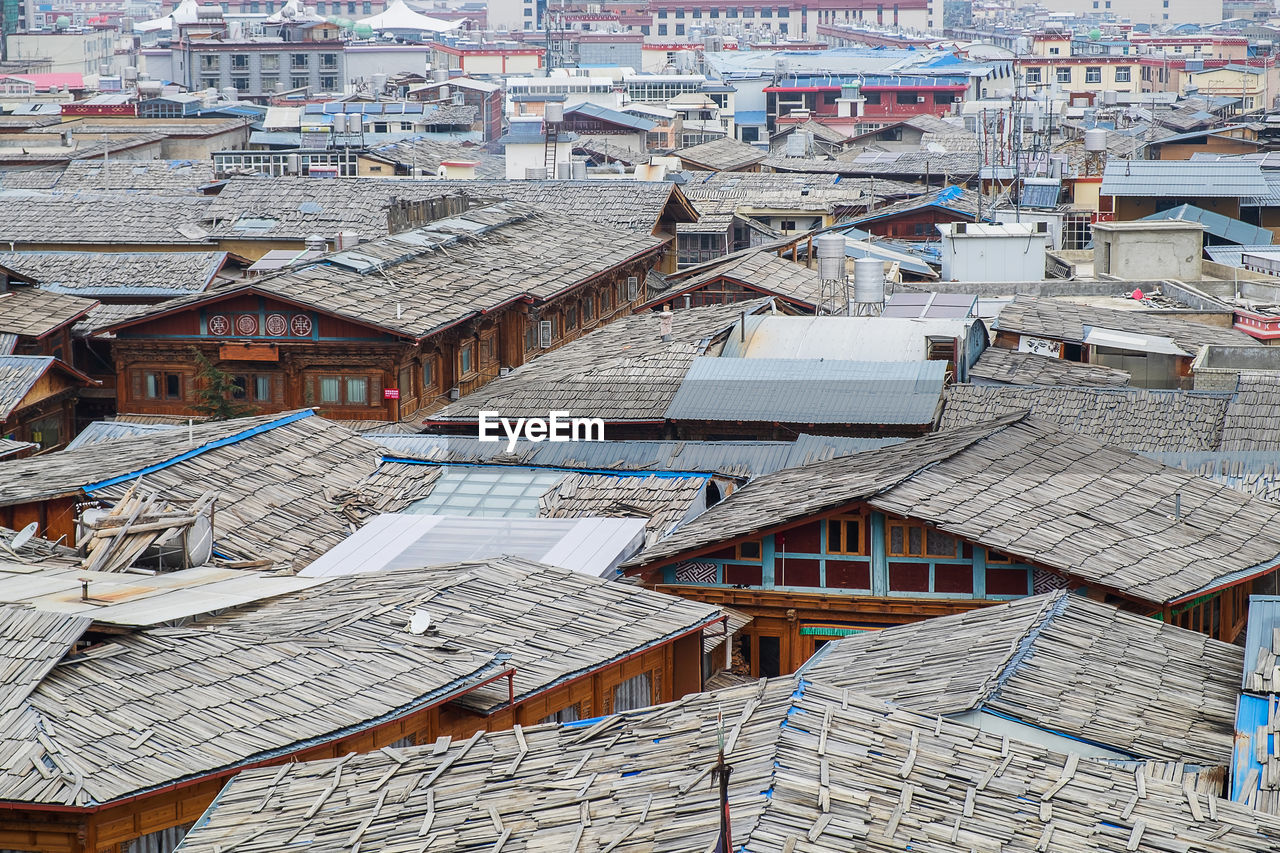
left=10, top=522, right=38, bottom=552
left=407, top=609, right=432, bottom=635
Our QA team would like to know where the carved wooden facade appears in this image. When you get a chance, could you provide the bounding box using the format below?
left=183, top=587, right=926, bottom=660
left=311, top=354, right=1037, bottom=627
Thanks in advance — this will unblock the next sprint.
left=103, top=255, right=659, bottom=423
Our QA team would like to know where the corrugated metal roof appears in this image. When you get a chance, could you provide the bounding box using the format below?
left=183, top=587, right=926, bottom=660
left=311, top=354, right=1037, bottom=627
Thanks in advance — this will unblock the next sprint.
left=65, top=420, right=180, bottom=450
left=1100, top=160, right=1268, bottom=198
left=1204, top=243, right=1278, bottom=267
left=372, top=433, right=901, bottom=479
left=663, top=357, right=946, bottom=424
left=1142, top=203, right=1273, bottom=246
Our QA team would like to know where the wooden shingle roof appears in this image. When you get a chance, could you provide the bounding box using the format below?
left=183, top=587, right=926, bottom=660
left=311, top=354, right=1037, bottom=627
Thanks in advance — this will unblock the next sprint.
left=431, top=300, right=762, bottom=422
left=172, top=675, right=1280, bottom=853
left=193, top=557, right=725, bottom=713
left=941, top=384, right=1230, bottom=452
left=0, top=189, right=213, bottom=245
left=803, top=591, right=1242, bottom=766
left=996, top=294, right=1257, bottom=352
left=103, top=202, right=663, bottom=342
left=0, top=251, right=228, bottom=299
left=676, top=136, right=768, bottom=171
left=0, top=286, right=97, bottom=338
left=969, top=347, right=1132, bottom=387
left=649, top=250, right=823, bottom=309
left=205, top=176, right=696, bottom=240
left=628, top=414, right=1280, bottom=605
left=0, top=411, right=389, bottom=569
left=0, top=604, right=500, bottom=807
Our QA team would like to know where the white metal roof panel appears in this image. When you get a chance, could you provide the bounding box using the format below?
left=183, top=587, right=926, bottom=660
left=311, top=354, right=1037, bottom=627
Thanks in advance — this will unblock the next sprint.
left=300, top=514, right=648, bottom=579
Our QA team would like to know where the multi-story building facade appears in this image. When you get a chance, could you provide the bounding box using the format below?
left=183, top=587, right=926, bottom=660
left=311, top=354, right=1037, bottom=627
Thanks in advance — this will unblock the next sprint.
left=1020, top=55, right=1138, bottom=96
left=5, top=29, right=119, bottom=78
left=172, top=39, right=346, bottom=96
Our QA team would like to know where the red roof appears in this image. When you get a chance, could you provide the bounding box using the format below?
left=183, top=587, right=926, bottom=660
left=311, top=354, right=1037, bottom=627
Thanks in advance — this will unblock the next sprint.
left=0, top=73, right=85, bottom=92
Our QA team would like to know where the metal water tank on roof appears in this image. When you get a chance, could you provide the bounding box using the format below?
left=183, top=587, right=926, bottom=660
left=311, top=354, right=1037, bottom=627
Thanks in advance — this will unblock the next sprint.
left=815, top=233, right=847, bottom=282
left=853, top=258, right=885, bottom=306
left=544, top=102, right=564, bottom=124
left=1083, top=128, right=1107, bottom=152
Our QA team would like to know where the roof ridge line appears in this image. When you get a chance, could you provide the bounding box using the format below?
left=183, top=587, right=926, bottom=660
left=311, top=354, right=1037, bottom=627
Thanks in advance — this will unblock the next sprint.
left=82, top=409, right=316, bottom=493
left=971, top=590, right=1071, bottom=711
left=865, top=411, right=1028, bottom=502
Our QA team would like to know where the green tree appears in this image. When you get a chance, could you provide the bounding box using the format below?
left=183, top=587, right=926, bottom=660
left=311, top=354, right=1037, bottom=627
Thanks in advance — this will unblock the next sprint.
left=190, top=348, right=257, bottom=420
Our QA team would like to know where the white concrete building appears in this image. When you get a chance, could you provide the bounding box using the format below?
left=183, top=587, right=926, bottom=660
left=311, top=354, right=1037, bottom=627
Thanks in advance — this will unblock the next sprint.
left=938, top=222, right=1048, bottom=283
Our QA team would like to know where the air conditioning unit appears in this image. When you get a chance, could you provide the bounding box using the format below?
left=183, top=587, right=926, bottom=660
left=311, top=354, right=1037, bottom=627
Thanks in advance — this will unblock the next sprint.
left=448, top=387, right=460, bottom=401
left=1034, top=221, right=1049, bottom=234
left=627, top=275, right=639, bottom=300
left=916, top=95, right=926, bottom=103
left=540, top=320, right=553, bottom=348
left=953, top=222, right=967, bottom=235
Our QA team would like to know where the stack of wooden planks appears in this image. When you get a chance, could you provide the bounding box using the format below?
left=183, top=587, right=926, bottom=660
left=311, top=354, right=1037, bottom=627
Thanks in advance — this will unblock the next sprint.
left=79, top=482, right=217, bottom=574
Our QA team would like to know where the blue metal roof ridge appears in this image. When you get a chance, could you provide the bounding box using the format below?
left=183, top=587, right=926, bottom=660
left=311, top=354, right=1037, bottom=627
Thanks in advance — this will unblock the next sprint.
left=83, top=409, right=316, bottom=493
left=379, top=456, right=714, bottom=479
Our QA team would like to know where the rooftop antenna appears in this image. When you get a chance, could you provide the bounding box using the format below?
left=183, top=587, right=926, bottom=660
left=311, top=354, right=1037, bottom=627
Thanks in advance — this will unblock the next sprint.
left=711, top=706, right=733, bottom=851
left=10, top=521, right=38, bottom=552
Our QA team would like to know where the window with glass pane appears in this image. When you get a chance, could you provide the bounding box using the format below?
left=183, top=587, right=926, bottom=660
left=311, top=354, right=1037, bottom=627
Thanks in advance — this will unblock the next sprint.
left=460, top=343, right=474, bottom=375
left=346, top=377, right=368, bottom=404
left=925, top=528, right=957, bottom=558
left=255, top=376, right=271, bottom=401
left=232, top=375, right=248, bottom=400
left=165, top=374, right=181, bottom=399
left=612, top=672, right=652, bottom=712
left=540, top=703, right=582, bottom=724
left=144, top=373, right=159, bottom=398
left=320, top=376, right=340, bottom=403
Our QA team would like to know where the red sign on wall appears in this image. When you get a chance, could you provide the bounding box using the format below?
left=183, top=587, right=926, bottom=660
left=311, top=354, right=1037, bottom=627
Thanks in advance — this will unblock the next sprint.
left=384, top=388, right=400, bottom=399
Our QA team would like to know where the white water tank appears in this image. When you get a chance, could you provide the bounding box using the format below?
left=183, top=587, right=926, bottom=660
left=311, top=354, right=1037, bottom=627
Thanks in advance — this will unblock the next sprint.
left=571, top=159, right=587, bottom=179
left=544, top=102, right=564, bottom=123
left=305, top=234, right=326, bottom=251
left=815, top=233, right=847, bottom=281
left=1083, top=128, right=1107, bottom=152
left=853, top=258, right=885, bottom=305
left=1102, top=89, right=1118, bottom=105
left=556, top=162, right=572, bottom=179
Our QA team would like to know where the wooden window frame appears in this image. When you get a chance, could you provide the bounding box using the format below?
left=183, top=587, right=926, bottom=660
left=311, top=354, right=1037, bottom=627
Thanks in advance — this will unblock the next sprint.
left=142, top=370, right=184, bottom=401
left=231, top=373, right=274, bottom=403
left=458, top=341, right=476, bottom=378
left=985, top=548, right=1016, bottom=565
left=423, top=355, right=438, bottom=392
left=735, top=540, right=762, bottom=561
left=825, top=513, right=868, bottom=556
left=887, top=519, right=958, bottom=559
left=315, top=374, right=373, bottom=406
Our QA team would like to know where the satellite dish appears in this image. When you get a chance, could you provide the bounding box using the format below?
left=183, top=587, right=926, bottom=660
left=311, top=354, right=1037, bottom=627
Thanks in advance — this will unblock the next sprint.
left=926, top=143, right=947, bottom=154
left=407, top=609, right=432, bottom=635
left=11, top=522, right=38, bottom=551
